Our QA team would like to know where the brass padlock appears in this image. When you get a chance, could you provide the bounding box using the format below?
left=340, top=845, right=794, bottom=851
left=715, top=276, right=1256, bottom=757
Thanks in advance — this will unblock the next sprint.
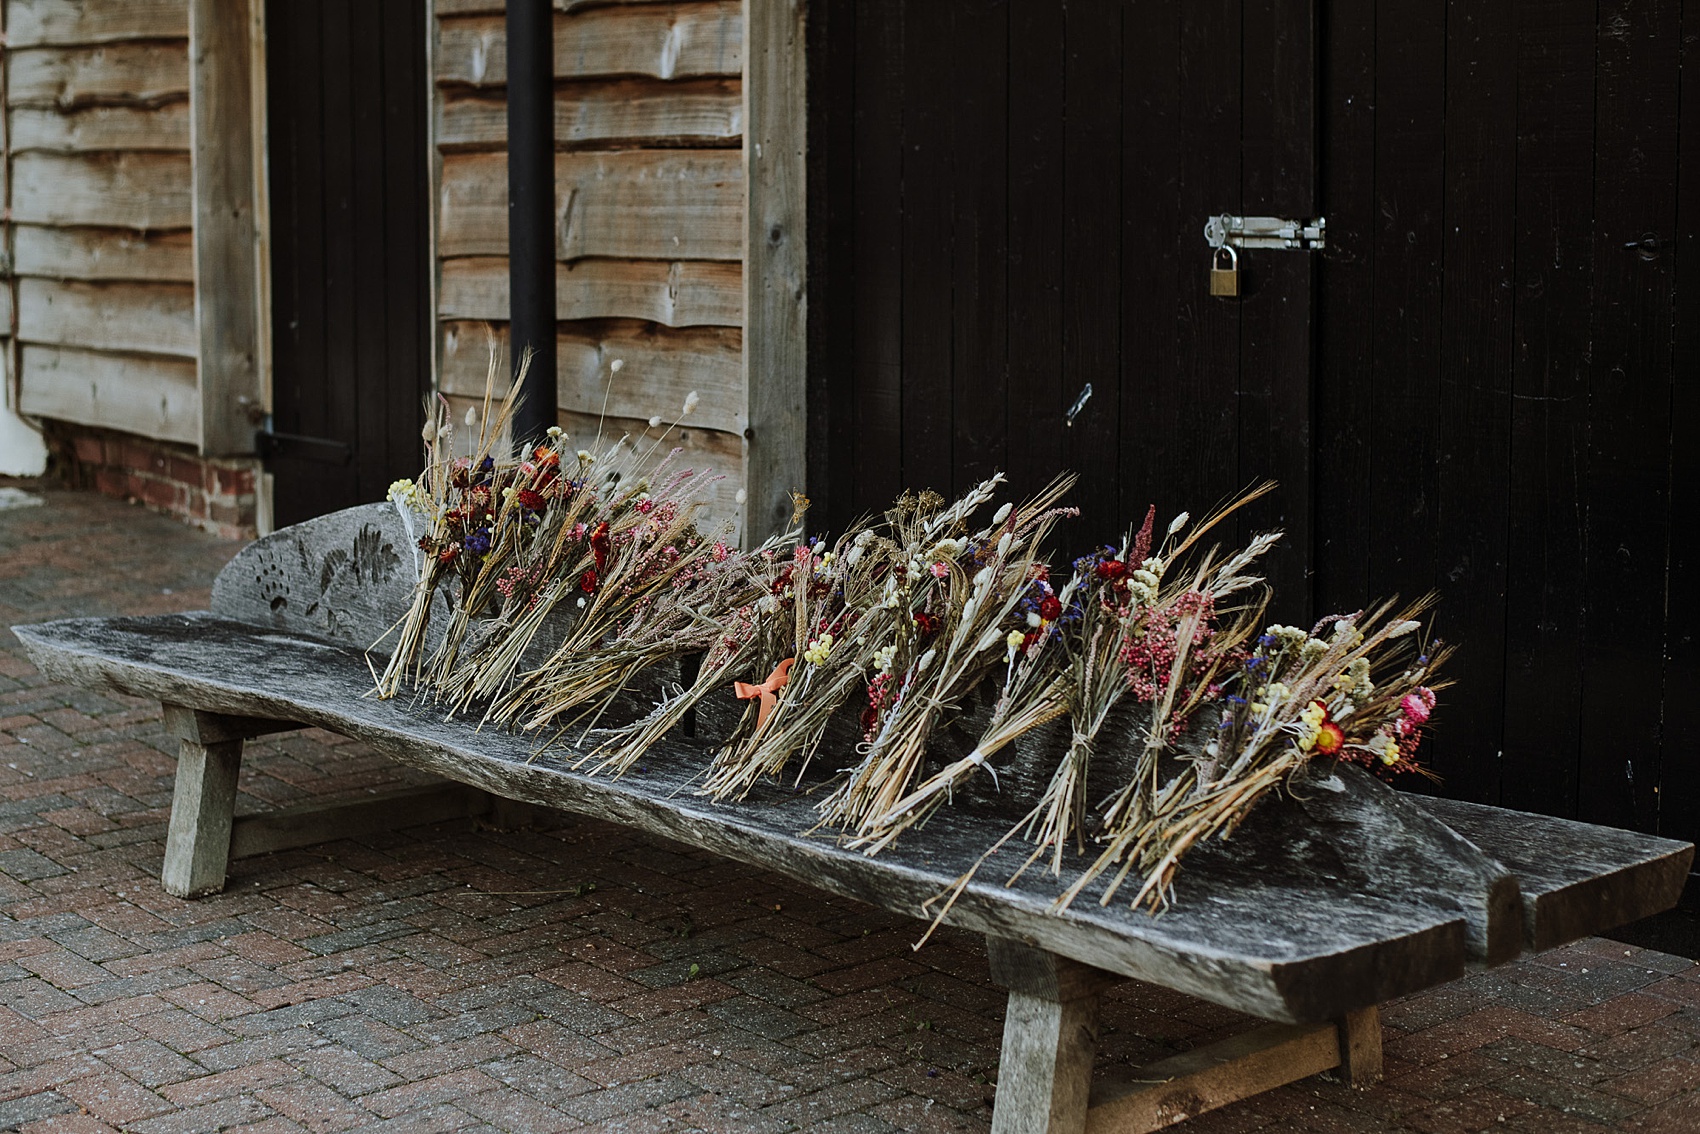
left=1209, top=246, right=1240, bottom=297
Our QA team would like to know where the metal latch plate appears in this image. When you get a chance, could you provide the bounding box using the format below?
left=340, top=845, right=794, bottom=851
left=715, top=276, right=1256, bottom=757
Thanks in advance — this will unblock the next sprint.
left=1204, top=214, right=1327, bottom=251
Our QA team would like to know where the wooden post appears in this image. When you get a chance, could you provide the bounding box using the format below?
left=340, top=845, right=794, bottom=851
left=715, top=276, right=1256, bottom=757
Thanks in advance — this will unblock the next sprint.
left=189, top=0, right=266, bottom=456
left=1336, top=1005, right=1383, bottom=1086
left=742, top=0, right=808, bottom=543
left=162, top=736, right=242, bottom=898
left=159, top=704, right=293, bottom=898
left=987, top=937, right=1121, bottom=1134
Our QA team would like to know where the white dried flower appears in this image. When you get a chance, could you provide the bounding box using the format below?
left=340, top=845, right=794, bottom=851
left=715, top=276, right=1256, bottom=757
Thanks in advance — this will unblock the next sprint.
left=1388, top=620, right=1422, bottom=638
left=648, top=415, right=663, bottom=428
left=464, top=406, right=478, bottom=427
left=1166, top=511, right=1190, bottom=535
left=846, top=546, right=863, bottom=566
left=1027, top=612, right=1042, bottom=628
left=610, top=358, right=624, bottom=373
left=577, top=449, right=595, bottom=463
left=682, top=390, right=700, bottom=415
left=997, top=533, right=1013, bottom=557
left=973, top=566, right=993, bottom=589
left=421, top=421, right=437, bottom=444
left=993, top=502, right=1013, bottom=525
left=546, top=425, right=564, bottom=438
left=917, top=649, right=937, bottom=673
left=735, top=487, right=748, bottom=505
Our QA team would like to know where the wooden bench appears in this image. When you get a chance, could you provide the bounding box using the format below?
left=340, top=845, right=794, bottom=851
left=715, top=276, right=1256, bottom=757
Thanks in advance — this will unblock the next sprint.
left=15, top=504, right=1693, bottom=1134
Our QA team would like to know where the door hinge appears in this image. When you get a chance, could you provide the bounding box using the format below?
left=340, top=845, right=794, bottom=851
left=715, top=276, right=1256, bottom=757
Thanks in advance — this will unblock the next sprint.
left=256, top=429, right=353, bottom=466
left=1204, top=215, right=1327, bottom=251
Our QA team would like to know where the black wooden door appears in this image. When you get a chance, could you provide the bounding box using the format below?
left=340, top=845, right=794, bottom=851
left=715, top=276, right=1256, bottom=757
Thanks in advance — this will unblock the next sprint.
left=809, top=0, right=1318, bottom=611
left=265, top=0, right=430, bottom=527
left=809, top=0, right=1700, bottom=855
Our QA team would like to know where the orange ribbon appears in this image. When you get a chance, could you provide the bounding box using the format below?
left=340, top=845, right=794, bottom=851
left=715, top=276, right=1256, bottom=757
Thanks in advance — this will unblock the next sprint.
left=734, top=657, right=795, bottom=730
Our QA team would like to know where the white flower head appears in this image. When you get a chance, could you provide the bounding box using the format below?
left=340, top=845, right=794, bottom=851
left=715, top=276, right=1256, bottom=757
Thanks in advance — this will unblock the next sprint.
left=735, top=487, right=748, bottom=505
left=464, top=406, right=478, bottom=427
left=682, top=390, right=700, bottom=416
left=917, top=649, right=937, bottom=673
left=421, top=421, right=438, bottom=444
left=1167, top=511, right=1190, bottom=535
left=546, top=425, right=564, bottom=438
left=993, top=502, right=1013, bottom=525
left=648, top=415, right=663, bottom=428
left=1388, top=620, right=1422, bottom=638
left=577, top=449, right=596, bottom=464
left=610, top=358, right=624, bottom=373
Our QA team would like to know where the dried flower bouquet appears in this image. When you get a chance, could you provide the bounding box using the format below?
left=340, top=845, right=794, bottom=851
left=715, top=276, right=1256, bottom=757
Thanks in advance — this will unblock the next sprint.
left=369, top=365, right=1446, bottom=923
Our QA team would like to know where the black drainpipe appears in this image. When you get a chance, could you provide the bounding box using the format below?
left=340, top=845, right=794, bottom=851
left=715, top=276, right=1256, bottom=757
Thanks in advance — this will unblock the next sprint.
left=506, top=0, right=555, bottom=447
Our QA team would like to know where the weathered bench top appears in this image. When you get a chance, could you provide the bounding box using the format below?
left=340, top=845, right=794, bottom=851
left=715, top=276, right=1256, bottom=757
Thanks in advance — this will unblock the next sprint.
left=12, top=504, right=1693, bottom=1030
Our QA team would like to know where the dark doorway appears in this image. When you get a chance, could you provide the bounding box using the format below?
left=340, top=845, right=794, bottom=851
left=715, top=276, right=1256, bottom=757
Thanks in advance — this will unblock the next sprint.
left=265, top=0, right=430, bottom=527
left=808, top=0, right=1698, bottom=859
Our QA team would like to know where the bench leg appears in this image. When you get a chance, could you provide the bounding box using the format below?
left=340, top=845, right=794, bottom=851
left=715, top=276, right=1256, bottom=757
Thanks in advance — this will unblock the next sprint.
left=1337, top=1005, right=1383, bottom=1086
left=987, top=937, right=1121, bottom=1134
left=159, top=704, right=294, bottom=899
left=162, top=735, right=243, bottom=898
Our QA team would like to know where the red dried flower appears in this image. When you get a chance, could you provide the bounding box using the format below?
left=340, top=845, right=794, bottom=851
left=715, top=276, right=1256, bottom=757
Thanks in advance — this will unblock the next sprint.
left=590, top=521, right=611, bottom=571
left=914, top=612, right=939, bottom=636
left=1314, top=719, right=1345, bottom=756
left=1039, top=595, right=1063, bottom=621
left=580, top=569, right=598, bottom=594
left=437, top=545, right=459, bottom=565
left=515, top=488, right=546, bottom=512
left=1096, top=560, right=1128, bottom=581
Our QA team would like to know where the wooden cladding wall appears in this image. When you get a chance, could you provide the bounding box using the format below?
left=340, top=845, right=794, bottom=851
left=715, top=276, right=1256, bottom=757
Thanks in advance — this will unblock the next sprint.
left=432, top=0, right=745, bottom=525
left=6, top=0, right=200, bottom=446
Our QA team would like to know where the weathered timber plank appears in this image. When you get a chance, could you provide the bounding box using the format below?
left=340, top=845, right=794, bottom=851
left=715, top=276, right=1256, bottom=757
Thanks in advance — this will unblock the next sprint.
left=8, top=0, right=188, bottom=47
left=13, top=224, right=195, bottom=282
left=436, top=4, right=742, bottom=86
left=9, top=43, right=189, bottom=108
left=17, top=343, right=199, bottom=445
left=438, top=150, right=742, bottom=261
left=1250, top=764, right=1523, bottom=966
left=1410, top=795, right=1694, bottom=951
left=190, top=0, right=266, bottom=456
left=16, top=278, right=197, bottom=357
left=436, top=79, right=742, bottom=150
left=439, top=318, right=744, bottom=434
left=14, top=610, right=1477, bottom=1024
left=230, top=783, right=491, bottom=859
left=1086, top=1022, right=1341, bottom=1133
left=11, top=151, right=192, bottom=229
left=437, top=257, right=742, bottom=327
left=741, top=0, right=807, bottom=541
left=10, top=102, right=189, bottom=151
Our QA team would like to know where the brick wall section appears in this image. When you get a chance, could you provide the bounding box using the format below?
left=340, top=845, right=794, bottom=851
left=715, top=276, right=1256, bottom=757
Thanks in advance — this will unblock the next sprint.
left=43, top=423, right=260, bottom=540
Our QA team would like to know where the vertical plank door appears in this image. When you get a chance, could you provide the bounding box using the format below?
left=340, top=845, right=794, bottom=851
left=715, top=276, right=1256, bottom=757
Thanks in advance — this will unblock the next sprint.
left=266, top=0, right=430, bottom=527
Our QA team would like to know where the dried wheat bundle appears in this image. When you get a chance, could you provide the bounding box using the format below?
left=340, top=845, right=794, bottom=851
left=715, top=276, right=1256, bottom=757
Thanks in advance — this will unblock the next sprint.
left=815, top=476, right=1078, bottom=835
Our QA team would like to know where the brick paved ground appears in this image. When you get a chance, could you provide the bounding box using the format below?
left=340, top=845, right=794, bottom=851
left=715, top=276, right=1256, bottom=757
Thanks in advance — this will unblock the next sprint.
left=0, top=482, right=1695, bottom=1133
